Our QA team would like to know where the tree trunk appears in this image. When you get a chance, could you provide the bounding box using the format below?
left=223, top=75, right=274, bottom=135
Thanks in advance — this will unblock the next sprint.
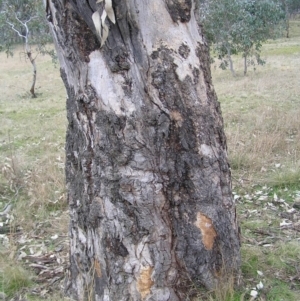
left=244, top=54, right=248, bottom=76
left=27, top=51, right=37, bottom=98
left=226, top=46, right=236, bottom=77
left=282, top=0, right=290, bottom=38
left=48, top=1, right=240, bottom=300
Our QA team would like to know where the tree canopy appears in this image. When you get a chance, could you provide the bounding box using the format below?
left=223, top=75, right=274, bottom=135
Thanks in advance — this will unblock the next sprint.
left=0, top=0, right=52, bottom=55
left=200, top=0, right=286, bottom=75
left=0, top=0, right=54, bottom=97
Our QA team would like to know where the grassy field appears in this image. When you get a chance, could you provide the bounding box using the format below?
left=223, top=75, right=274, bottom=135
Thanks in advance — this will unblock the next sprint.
left=0, top=47, right=68, bottom=300
left=205, top=19, right=300, bottom=301
left=0, top=20, right=300, bottom=300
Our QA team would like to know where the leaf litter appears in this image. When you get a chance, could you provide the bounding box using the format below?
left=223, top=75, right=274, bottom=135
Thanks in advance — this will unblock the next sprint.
left=235, top=184, right=300, bottom=298
left=0, top=203, right=69, bottom=300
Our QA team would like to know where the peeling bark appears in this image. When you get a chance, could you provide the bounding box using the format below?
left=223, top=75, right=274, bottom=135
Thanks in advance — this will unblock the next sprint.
left=48, top=0, right=240, bottom=300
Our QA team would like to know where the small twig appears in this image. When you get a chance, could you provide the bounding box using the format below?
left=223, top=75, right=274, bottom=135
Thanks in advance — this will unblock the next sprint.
left=251, top=229, right=273, bottom=236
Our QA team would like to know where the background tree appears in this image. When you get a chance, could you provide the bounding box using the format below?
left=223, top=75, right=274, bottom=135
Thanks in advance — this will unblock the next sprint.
left=0, top=0, right=53, bottom=97
left=237, top=0, right=285, bottom=75
left=47, top=0, right=241, bottom=300
left=200, top=0, right=285, bottom=75
left=199, top=0, right=243, bottom=76
left=281, top=0, right=300, bottom=37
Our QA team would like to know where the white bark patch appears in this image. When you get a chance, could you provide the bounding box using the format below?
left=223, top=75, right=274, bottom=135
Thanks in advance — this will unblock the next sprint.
left=103, top=289, right=111, bottom=301
left=88, top=51, right=135, bottom=115
left=136, top=237, right=152, bottom=267
left=119, top=166, right=156, bottom=183
left=103, top=197, right=118, bottom=220
left=173, top=50, right=197, bottom=82
left=134, top=1, right=203, bottom=82
left=199, top=144, right=217, bottom=158
left=76, top=275, right=85, bottom=301
left=78, top=227, right=87, bottom=244
left=196, top=68, right=210, bottom=104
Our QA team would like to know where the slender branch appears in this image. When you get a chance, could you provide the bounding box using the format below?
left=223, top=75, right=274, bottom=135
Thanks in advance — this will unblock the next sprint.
left=6, top=20, right=26, bottom=38
left=14, top=13, right=29, bottom=49
left=6, top=12, right=39, bottom=97
left=34, top=52, right=39, bottom=60
left=14, top=13, right=37, bottom=28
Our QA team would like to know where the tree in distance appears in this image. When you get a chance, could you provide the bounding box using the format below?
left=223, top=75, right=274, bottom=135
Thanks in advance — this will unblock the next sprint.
left=280, top=0, right=300, bottom=38
left=47, top=0, right=241, bottom=300
left=200, top=0, right=285, bottom=76
left=0, top=0, right=53, bottom=97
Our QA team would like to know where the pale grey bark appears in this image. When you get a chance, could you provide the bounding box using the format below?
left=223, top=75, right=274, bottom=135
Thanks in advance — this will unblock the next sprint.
left=48, top=0, right=240, bottom=300
left=6, top=16, right=37, bottom=97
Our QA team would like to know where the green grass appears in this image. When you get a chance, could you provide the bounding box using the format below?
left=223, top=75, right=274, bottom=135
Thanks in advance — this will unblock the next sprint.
left=208, top=19, right=300, bottom=301
left=266, top=169, right=300, bottom=189
left=266, top=279, right=298, bottom=301
left=0, top=47, right=68, bottom=300
left=289, top=19, right=300, bottom=38
left=263, top=44, right=300, bottom=56
left=0, top=260, right=33, bottom=298
left=1, top=20, right=300, bottom=301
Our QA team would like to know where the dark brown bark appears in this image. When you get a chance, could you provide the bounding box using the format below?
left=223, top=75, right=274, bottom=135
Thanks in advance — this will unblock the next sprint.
left=244, top=55, right=248, bottom=76
left=48, top=0, right=240, bottom=300
left=27, top=51, right=37, bottom=98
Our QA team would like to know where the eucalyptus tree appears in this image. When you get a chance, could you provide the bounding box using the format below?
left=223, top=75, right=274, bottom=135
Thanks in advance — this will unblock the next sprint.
left=47, top=1, right=241, bottom=300
left=200, top=0, right=243, bottom=76
left=281, top=0, right=300, bottom=37
left=236, top=0, right=285, bottom=75
left=0, top=0, right=52, bottom=97
left=200, top=0, right=285, bottom=76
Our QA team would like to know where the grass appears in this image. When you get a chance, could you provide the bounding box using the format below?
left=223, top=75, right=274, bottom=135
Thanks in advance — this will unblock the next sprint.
left=0, top=254, right=33, bottom=298
left=213, top=22, right=300, bottom=186
left=204, top=19, right=300, bottom=301
left=0, top=46, right=68, bottom=300
left=0, top=21, right=300, bottom=301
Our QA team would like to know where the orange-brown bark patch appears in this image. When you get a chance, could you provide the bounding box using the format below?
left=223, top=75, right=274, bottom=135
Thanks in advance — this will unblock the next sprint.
left=137, top=266, right=154, bottom=299
left=170, top=111, right=183, bottom=127
left=195, top=212, right=217, bottom=250
left=94, top=259, right=102, bottom=278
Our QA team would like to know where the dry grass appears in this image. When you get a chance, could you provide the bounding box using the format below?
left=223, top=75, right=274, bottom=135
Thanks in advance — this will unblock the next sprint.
left=0, top=21, right=300, bottom=300
left=0, top=45, right=67, bottom=221
left=0, top=46, right=68, bottom=300
left=213, top=32, right=300, bottom=187
left=204, top=20, right=300, bottom=301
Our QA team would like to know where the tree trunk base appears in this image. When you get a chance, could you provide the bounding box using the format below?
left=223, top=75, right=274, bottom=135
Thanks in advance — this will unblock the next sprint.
left=48, top=1, right=241, bottom=300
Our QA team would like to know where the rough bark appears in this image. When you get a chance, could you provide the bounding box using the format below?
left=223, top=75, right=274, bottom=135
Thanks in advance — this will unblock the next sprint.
left=48, top=0, right=240, bottom=300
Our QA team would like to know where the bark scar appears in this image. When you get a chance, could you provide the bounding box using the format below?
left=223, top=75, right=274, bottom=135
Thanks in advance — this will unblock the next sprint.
left=137, top=266, right=154, bottom=299
left=94, top=259, right=102, bottom=278
left=170, top=110, right=183, bottom=127
left=194, top=212, right=217, bottom=250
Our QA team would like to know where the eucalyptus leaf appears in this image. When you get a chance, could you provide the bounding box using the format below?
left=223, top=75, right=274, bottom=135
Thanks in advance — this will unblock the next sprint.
left=105, top=0, right=116, bottom=24
left=100, top=10, right=109, bottom=47
left=92, top=10, right=102, bottom=38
